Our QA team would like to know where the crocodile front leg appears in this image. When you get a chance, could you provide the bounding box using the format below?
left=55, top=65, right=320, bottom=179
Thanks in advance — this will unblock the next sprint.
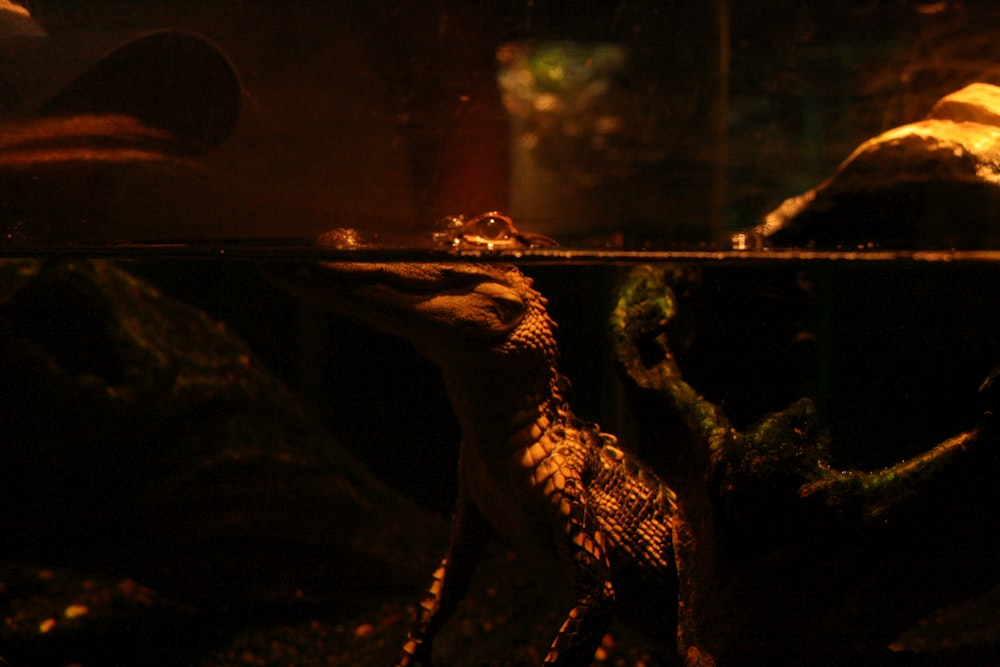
left=397, top=485, right=492, bottom=667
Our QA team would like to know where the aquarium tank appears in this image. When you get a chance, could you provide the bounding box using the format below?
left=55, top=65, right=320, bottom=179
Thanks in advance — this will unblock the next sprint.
left=2, top=1, right=1000, bottom=665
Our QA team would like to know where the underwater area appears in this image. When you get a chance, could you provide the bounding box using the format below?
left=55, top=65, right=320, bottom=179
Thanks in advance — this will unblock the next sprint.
left=3, top=1, right=1000, bottom=665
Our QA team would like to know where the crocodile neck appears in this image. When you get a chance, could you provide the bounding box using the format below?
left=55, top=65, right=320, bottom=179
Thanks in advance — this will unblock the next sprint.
left=415, top=283, right=566, bottom=460
left=436, top=352, right=568, bottom=459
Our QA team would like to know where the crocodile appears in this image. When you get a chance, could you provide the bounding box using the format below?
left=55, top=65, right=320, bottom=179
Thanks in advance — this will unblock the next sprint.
left=268, top=239, right=711, bottom=665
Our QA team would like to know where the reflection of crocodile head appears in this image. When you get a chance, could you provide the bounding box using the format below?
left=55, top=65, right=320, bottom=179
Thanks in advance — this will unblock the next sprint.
left=433, top=212, right=557, bottom=250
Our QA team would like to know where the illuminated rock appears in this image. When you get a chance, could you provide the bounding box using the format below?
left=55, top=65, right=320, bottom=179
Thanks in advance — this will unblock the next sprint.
left=753, top=83, right=1000, bottom=249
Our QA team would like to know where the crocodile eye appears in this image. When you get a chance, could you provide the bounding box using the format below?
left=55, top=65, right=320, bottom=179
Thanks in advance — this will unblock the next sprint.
left=460, top=214, right=516, bottom=246
left=471, top=215, right=512, bottom=240
left=491, top=292, right=526, bottom=325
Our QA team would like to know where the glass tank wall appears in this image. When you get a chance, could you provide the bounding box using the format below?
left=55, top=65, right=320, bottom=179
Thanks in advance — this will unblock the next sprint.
left=3, top=2, right=1000, bottom=667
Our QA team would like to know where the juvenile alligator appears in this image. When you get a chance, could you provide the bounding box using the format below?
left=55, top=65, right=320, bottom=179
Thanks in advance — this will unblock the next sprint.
left=269, top=236, right=711, bottom=666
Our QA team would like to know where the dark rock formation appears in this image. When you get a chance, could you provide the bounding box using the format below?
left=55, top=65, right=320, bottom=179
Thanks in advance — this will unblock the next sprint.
left=0, top=258, right=444, bottom=665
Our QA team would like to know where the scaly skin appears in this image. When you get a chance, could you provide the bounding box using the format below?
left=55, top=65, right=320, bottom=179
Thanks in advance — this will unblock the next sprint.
left=269, top=259, right=696, bottom=665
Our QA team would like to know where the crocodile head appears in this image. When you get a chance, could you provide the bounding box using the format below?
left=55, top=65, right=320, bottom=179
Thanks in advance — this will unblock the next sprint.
left=266, top=231, right=560, bottom=364
left=266, top=244, right=562, bottom=439
left=273, top=260, right=548, bottom=347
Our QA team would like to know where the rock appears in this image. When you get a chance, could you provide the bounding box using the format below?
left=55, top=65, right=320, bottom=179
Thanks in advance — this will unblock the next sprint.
left=751, top=83, right=1000, bottom=249
left=0, top=562, right=201, bottom=666
left=0, top=257, right=446, bottom=664
left=928, top=82, right=1000, bottom=127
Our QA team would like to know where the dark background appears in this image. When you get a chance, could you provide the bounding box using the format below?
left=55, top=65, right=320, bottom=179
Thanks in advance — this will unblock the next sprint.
left=18, top=0, right=1000, bottom=244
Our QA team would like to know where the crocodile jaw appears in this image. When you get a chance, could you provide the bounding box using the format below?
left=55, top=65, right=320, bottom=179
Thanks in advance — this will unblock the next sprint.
left=266, top=260, right=562, bottom=455
left=264, top=262, right=529, bottom=348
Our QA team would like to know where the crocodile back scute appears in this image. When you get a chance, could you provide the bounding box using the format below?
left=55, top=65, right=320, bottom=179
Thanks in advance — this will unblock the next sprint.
left=557, top=421, right=680, bottom=583
left=590, top=430, right=678, bottom=578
